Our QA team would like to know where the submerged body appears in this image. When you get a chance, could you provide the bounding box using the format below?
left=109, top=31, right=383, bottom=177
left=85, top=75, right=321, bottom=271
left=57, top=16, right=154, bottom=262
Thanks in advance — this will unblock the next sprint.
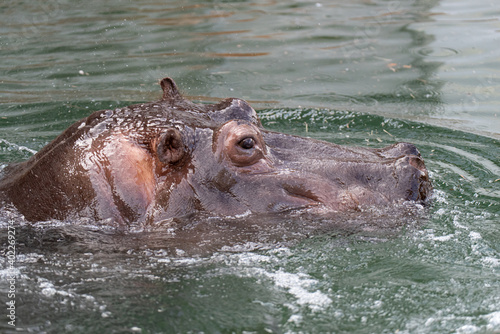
left=0, top=78, right=431, bottom=228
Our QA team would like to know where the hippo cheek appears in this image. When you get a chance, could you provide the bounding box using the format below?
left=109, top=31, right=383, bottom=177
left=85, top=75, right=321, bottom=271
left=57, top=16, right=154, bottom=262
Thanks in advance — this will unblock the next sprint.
left=83, top=135, right=156, bottom=223
left=107, top=145, right=155, bottom=213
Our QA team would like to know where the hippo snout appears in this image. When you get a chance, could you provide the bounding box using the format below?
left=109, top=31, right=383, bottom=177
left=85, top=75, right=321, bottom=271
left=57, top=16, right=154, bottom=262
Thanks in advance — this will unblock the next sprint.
left=261, top=139, right=432, bottom=213
left=386, top=142, right=431, bottom=201
left=394, top=153, right=431, bottom=202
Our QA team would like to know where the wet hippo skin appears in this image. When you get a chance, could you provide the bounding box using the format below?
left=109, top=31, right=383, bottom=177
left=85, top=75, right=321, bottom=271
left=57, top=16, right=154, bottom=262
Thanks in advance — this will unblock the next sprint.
left=0, top=78, right=431, bottom=228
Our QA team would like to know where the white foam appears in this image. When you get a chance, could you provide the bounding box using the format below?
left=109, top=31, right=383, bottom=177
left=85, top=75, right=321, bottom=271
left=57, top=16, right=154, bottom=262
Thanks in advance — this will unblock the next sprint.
left=220, top=242, right=270, bottom=253
left=456, top=324, right=479, bottom=333
left=0, top=138, right=37, bottom=155
left=0, top=268, right=22, bottom=279
left=431, top=189, right=448, bottom=204
left=40, top=281, right=57, bottom=297
left=287, top=314, right=303, bottom=326
left=433, top=234, right=453, bottom=242
left=485, top=311, right=500, bottom=330
left=435, top=208, right=447, bottom=215
left=481, top=256, right=500, bottom=267
left=262, top=269, right=332, bottom=312
left=218, top=251, right=332, bottom=313
left=469, top=231, right=482, bottom=240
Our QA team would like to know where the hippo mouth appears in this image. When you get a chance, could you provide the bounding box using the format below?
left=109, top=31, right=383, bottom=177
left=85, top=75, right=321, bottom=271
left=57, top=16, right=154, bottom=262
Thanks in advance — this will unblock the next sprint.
left=280, top=183, right=325, bottom=210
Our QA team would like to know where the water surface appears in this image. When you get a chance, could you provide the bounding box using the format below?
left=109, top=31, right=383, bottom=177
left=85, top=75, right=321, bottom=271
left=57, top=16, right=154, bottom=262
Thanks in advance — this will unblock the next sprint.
left=1, top=0, right=499, bottom=333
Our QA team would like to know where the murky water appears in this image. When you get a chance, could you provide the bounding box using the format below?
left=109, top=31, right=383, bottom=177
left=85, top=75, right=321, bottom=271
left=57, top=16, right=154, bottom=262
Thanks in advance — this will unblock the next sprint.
left=1, top=0, right=499, bottom=333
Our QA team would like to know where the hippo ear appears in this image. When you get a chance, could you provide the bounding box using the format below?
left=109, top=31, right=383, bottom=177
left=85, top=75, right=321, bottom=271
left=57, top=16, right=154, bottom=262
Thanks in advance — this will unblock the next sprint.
left=160, top=77, right=183, bottom=101
left=157, top=128, right=186, bottom=165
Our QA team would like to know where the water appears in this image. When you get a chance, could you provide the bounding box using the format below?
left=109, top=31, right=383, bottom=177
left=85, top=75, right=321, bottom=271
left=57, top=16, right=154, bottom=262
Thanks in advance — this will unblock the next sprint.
left=1, top=0, right=499, bottom=333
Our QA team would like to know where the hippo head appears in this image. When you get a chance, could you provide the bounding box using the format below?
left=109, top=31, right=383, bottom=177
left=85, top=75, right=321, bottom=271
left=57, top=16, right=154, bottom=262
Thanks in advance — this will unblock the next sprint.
left=0, top=78, right=431, bottom=228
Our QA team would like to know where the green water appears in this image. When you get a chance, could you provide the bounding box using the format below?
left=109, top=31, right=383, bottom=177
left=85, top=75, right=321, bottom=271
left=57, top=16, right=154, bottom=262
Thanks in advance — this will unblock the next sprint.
left=1, top=0, right=499, bottom=333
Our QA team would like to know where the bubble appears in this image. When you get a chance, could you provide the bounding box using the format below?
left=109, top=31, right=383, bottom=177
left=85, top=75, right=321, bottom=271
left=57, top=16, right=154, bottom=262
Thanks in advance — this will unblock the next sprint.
left=413, top=47, right=460, bottom=58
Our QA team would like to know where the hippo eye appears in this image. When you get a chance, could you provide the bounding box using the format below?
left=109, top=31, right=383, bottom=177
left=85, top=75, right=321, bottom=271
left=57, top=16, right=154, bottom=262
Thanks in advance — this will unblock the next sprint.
left=216, top=121, right=268, bottom=168
left=238, top=137, right=255, bottom=150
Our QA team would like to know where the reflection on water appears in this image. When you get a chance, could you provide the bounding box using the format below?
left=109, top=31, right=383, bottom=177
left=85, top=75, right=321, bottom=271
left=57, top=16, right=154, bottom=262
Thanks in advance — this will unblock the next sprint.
left=0, top=0, right=498, bottom=138
left=409, top=0, right=500, bottom=138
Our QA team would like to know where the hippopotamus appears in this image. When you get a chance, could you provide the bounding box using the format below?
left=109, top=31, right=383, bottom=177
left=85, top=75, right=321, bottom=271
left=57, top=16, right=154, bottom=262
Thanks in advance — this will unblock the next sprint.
left=0, top=78, right=431, bottom=229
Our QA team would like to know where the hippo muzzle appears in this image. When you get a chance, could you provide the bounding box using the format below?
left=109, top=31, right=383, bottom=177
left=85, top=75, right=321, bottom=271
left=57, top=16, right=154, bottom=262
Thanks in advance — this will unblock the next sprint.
left=0, top=78, right=431, bottom=227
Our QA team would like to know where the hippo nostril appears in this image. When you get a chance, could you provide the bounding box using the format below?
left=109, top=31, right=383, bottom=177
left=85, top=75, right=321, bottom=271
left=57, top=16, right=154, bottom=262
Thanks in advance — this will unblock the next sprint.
left=380, top=142, right=421, bottom=159
left=408, top=156, right=427, bottom=174
left=396, top=143, right=421, bottom=157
